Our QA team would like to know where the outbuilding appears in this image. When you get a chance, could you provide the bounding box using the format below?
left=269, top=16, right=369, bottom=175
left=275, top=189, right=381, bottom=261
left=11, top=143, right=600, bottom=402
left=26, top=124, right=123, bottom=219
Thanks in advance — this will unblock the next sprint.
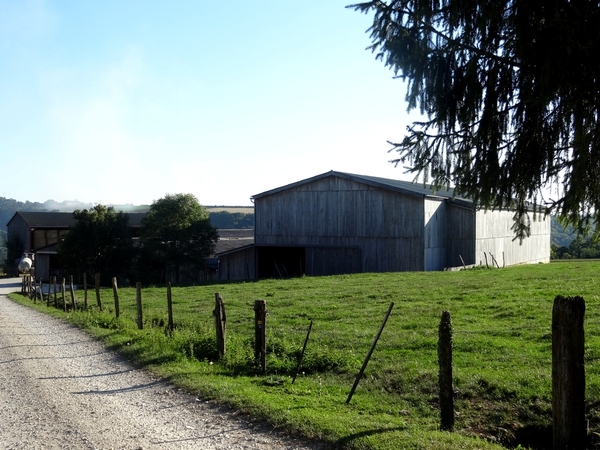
left=251, top=171, right=550, bottom=277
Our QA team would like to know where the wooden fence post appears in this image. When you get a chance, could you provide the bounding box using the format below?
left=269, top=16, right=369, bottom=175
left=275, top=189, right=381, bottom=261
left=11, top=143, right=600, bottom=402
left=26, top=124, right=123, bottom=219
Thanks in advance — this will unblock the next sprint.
left=552, top=295, right=586, bottom=449
left=292, top=320, right=313, bottom=384
left=136, top=282, right=143, bottom=330
left=347, top=302, right=394, bottom=404
left=61, top=278, right=66, bottom=312
left=83, top=273, right=88, bottom=309
left=438, top=310, right=454, bottom=431
left=213, top=293, right=226, bottom=358
left=254, top=299, right=267, bottom=374
left=166, top=283, right=174, bottom=335
left=94, top=273, right=102, bottom=310
left=69, top=275, right=76, bottom=311
left=53, top=276, right=57, bottom=308
left=112, top=277, right=120, bottom=318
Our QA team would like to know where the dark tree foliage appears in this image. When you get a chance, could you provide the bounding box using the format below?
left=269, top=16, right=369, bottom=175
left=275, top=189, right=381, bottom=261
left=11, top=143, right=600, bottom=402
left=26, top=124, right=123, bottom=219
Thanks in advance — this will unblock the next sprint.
left=57, top=205, right=135, bottom=282
left=350, top=0, right=600, bottom=239
left=140, top=194, right=219, bottom=284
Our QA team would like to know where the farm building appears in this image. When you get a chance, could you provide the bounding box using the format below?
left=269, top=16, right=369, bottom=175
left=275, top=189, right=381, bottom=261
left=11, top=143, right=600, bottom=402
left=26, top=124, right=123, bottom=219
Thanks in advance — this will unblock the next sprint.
left=6, top=211, right=146, bottom=281
left=250, top=171, right=550, bottom=278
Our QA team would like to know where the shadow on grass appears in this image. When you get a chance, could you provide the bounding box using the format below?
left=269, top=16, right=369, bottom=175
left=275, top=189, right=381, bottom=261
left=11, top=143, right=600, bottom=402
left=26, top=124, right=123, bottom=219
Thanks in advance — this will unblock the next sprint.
left=334, top=426, right=408, bottom=447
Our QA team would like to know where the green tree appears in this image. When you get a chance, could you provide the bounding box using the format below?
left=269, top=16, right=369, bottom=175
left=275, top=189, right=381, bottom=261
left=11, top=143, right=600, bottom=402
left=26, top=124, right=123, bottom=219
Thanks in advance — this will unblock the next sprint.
left=140, top=194, right=218, bottom=283
left=57, top=205, right=135, bottom=282
left=350, top=1, right=600, bottom=239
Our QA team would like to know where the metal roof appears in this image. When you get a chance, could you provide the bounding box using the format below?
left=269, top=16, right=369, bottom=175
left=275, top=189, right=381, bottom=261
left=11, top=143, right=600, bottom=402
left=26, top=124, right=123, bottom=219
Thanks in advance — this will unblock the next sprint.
left=7, top=211, right=147, bottom=228
left=251, top=170, right=472, bottom=206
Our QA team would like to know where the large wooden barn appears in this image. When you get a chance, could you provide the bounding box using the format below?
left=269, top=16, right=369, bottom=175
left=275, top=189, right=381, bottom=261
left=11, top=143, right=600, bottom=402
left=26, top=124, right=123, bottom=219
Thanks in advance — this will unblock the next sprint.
left=250, top=171, right=550, bottom=278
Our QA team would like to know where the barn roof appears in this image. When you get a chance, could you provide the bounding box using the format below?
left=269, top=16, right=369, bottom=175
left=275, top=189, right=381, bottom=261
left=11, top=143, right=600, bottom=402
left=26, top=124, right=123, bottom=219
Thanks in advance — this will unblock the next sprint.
left=251, top=171, right=472, bottom=206
left=6, top=211, right=147, bottom=228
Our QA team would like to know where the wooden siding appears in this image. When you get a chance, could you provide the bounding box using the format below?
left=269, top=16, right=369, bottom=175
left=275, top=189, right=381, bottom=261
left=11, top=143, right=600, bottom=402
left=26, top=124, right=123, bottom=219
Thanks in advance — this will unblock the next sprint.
left=218, top=247, right=255, bottom=281
left=424, top=198, right=447, bottom=271
left=306, top=247, right=361, bottom=276
left=475, top=210, right=551, bottom=266
left=446, top=205, right=476, bottom=267
left=6, top=214, right=30, bottom=253
left=254, top=176, right=426, bottom=272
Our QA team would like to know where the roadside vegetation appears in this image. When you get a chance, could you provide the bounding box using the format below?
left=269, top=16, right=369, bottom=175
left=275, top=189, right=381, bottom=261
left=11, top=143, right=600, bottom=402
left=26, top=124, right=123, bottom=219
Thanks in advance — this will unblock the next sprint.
left=10, top=261, right=600, bottom=449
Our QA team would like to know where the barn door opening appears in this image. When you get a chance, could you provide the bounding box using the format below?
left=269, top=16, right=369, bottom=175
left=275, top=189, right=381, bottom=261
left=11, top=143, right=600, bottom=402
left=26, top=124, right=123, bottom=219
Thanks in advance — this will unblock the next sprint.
left=256, top=246, right=305, bottom=278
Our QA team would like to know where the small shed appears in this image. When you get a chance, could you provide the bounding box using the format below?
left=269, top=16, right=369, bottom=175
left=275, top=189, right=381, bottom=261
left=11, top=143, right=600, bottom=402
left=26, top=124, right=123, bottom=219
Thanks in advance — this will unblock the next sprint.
left=251, top=171, right=550, bottom=277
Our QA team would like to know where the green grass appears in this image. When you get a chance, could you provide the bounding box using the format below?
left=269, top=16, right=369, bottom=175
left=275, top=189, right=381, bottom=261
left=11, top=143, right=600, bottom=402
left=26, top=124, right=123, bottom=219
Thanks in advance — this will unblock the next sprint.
left=11, top=261, right=600, bottom=449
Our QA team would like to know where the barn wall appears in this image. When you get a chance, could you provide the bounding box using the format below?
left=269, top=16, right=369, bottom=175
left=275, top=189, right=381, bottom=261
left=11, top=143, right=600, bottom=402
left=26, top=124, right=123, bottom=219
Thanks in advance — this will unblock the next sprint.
left=35, top=254, right=51, bottom=281
left=424, top=198, right=447, bottom=271
left=32, top=229, right=69, bottom=250
left=218, top=247, right=255, bottom=281
left=254, top=176, right=426, bottom=273
left=475, top=210, right=551, bottom=266
left=446, top=204, right=476, bottom=267
left=6, top=214, right=30, bottom=253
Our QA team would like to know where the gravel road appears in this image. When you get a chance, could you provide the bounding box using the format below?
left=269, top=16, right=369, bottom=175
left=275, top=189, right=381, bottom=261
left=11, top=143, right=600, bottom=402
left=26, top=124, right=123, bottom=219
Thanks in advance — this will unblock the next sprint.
left=0, top=278, right=328, bottom=450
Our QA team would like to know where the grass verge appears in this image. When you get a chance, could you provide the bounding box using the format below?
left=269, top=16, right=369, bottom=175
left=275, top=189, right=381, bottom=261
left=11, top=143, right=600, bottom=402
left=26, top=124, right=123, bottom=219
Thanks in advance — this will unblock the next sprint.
left=10, top=261, right=600, bottom=449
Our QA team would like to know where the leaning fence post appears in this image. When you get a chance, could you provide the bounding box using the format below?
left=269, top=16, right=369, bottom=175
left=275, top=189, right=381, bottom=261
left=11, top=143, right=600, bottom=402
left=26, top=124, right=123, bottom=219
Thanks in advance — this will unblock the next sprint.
left=166, top=283, right=174, bottom=335
left=292, top=320, right=313, bottom=384
left=94, top=273, right=102, bottom=310
left=254, top=299, right=267, bottom=374
left=213, top=293, right=226, bottom=358
left=347, top=302, right=394, bottom=404
left=61, top=278, right=66, bottom=312
left=69, top=275, right=76, bottom=311
left=438, top=310, right=454, bottom=431
left=112, top=277, right=120, bottom=318
left=136, top=282, right=143, bottom=330
left=552, top=295, right=586, bottom=449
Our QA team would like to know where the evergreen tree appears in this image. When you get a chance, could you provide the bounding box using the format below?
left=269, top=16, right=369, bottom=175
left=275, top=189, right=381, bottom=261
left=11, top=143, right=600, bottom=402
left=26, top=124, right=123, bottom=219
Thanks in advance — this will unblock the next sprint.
left=350, top=0, right=600, bottom=239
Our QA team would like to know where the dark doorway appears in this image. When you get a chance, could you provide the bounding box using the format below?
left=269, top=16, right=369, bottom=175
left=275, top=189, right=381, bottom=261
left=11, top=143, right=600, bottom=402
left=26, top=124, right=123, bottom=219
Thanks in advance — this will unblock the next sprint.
left=256, top=246, right=305, bottom=278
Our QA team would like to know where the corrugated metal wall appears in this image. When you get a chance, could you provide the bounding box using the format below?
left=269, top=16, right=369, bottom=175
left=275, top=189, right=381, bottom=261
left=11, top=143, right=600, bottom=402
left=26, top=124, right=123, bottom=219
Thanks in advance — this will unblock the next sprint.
left=475, top=210, right=551, bottom=266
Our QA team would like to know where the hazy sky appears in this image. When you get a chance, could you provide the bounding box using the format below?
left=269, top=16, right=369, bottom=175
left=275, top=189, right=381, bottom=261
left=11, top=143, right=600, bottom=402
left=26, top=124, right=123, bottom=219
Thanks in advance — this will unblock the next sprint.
left=1, top=1, right=422, bottom=207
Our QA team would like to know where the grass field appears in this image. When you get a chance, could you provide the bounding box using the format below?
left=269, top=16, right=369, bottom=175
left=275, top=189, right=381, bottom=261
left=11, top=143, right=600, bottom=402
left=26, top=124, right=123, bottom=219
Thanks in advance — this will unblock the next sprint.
left=11, top=261, right=600, bottom=449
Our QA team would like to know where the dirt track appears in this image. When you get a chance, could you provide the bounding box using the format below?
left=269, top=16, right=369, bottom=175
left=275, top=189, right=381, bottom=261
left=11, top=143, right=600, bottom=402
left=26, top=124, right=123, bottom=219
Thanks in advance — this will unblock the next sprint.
left=0, top=279, right=327, bottom=450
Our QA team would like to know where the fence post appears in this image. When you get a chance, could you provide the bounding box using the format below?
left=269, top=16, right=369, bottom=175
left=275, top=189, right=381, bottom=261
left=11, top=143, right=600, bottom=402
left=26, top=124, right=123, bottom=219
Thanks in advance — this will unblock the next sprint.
left=83, top=273, right=88, bottom=309
left=136, top=282, right=143, bottom=330
left=166, top=283, right=174, bottom=335
left=61, top=278, right=66, bottom=312
left=53, top=276, right=57, bottom=308
left=112, top=277, right=120, bottom=318
left=69, top=275, right=76, bottom=311
left=347, top=302, right=394, bottom=404
left=254, top=299, right=267, bottom=374
left=213, top=293, right=226, bottom=358
left=438, top=310, right=454, bottom=431
left=94, top=273, right=102, bottom=310
left=292, top=320, right=313, bottom=384
left=552, top=295, right=586, bottom=449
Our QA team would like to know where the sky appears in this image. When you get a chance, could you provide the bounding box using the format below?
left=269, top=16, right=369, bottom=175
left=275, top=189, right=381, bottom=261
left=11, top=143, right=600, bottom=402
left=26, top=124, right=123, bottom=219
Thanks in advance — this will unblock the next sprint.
left=0, top=0, right=423, bottom=207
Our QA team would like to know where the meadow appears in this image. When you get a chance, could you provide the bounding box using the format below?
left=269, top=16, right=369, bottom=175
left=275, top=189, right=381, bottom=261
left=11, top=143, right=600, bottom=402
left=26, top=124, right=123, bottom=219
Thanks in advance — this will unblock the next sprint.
left=11, top=261, right=600, bottom=449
